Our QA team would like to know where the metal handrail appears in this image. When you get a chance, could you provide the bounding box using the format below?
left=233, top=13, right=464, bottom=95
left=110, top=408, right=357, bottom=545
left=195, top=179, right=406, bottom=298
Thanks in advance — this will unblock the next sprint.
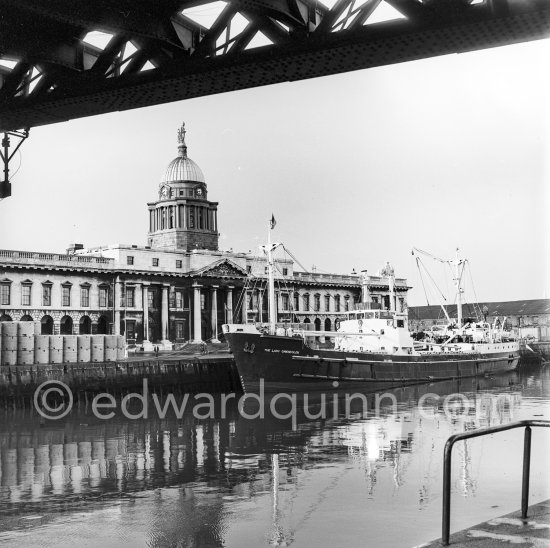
left=442, top=419, right=550, bottom=546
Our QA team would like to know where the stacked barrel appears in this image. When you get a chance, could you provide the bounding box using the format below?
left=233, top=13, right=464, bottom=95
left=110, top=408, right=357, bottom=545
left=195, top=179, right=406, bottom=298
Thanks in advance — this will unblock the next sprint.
left=0, top=321, right=125, bottom=365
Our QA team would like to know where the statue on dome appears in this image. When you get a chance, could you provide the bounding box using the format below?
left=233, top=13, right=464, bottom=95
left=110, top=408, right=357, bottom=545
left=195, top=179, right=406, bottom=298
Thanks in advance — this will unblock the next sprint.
left=177, top=123, right=186, bottom=145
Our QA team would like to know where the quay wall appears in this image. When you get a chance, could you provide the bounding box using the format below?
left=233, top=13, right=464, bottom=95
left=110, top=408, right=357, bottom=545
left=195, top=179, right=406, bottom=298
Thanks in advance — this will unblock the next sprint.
left=0, top=322, right=240, bottom=400
left=0, top=357, right=240, bottom=401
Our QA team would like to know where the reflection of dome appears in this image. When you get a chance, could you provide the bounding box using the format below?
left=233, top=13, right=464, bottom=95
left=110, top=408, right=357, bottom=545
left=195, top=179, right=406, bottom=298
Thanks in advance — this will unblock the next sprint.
left=162, top=123, right=205, bottom=183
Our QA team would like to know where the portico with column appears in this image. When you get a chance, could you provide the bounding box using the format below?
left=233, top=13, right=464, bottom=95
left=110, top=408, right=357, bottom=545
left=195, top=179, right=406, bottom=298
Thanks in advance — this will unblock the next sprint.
left=226, top=286, right=234, bottom=324
left=210, top=285, right=220, bottom=343
left=192, top=282, right=203, bottom=343
left=141, top=282, right=154, bottom=351
left=160, top=283, right=171, bottom=349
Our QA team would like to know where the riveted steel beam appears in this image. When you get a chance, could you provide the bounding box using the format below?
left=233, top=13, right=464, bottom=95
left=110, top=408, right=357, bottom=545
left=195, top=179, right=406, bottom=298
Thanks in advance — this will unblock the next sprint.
left=0, top=0, right=548, bottom=132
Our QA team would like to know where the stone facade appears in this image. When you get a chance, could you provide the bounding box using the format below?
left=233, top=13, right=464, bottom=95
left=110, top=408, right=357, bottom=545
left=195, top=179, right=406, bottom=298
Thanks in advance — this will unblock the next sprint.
left=0, top=124, right=409, bottom=347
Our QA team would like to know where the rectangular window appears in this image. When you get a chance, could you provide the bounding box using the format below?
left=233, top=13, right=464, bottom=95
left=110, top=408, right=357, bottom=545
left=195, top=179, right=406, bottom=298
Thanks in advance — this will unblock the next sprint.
left=200, top=293, right=205, bottom=310
left=176, top=260, right=182, bottom=269
left=126, top=320, right=136, bottom=341
left=80, top=286, right=90, bottom=307
left=175, top=290, right=183, bottom=309
left=0, top=284, right=10, bottom=306
left=314, top=295, right=320, bottom=312
left=21, top=285, right=31, bottom=306
left=283, top=268, right=288, bottom=276
left=42, top=285, right=51, bottom=306
left=62, top=286, right=71, bottom=307
left=325, top=295, right=330, bottom=312
left=335, top=295, right=341, bottom=312
left=246, top=265, right=252, bottom=274
left=303, top=294, right=310, bottom=312
left=99, top=287, right=108, bottom=307
left=152, top=258, right=159, bottom=267
left=294, top=293, right=299, bottom=311
left=148, top=289, right=154, bottom=308
left=282, top=294, right=289, bottom=311
left=126, top=287, right=135, bottom=308
left=175, top=321, right=185, bottom=340
left=127, top=256, right=134, bottom=265
left=344, top=297, right=350, bottom=312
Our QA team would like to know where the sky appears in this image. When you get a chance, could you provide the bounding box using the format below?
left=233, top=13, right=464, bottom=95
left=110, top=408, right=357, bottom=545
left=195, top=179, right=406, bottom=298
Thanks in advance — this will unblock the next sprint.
left=1, top=38, right=548, bottom=306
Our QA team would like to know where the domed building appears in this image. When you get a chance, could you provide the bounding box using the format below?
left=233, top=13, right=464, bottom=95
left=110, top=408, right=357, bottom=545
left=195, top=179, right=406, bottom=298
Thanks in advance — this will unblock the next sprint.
left=0, top=124, right=407, bottom=349
left=147, top=124, right=219, bottom=251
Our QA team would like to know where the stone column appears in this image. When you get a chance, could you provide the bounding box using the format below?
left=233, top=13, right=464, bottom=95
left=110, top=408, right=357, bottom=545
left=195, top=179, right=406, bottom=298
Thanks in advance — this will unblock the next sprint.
left=142, top=283, right=153, bottom=351
left=192, top=283, right=202, bottom=343
left=161, top=284, right=170, bottom=347
left=211, top=285, right=220, bottom=343
left=114, top=277, right=122, bottom=336
left=226, top=286, right=234, bottom=324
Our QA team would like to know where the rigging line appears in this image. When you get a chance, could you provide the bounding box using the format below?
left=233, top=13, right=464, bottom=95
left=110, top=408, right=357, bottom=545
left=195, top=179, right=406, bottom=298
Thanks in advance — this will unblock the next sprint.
left=281, top=245, right=309, bottom=274
left=412, top=247, right=446, bottom=263
left=466, top=260, right=482, bottom=321
left=415, top=256, right=430, bottom=306
left=418, top=256, right=448, bottom=302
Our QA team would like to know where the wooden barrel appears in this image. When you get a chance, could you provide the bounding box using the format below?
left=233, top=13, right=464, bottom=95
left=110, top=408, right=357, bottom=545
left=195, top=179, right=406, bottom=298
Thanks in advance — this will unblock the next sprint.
left=49, top=335, right=64, bottom=364
left=1, top=322, right=18, bottom=366
left=91, top=335, right=105, bottom=362
left=17, top=321, right=35, bottom=364
left=63, top=335, right=78, bottom=363
left=34, top=335, right=50, bottom=364
left=104, top=335, right=118, bottom=362
left=77, top=335, right=91, bottom=363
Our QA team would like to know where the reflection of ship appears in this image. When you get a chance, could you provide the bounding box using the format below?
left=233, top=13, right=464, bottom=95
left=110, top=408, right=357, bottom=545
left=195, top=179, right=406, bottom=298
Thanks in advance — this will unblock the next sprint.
left=0, top=371, right=530, bottom=545
left=224, top=231, right=520, bottom=392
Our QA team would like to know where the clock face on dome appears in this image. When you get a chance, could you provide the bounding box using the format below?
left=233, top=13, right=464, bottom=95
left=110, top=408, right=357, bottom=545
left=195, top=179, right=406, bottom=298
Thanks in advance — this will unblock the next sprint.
left=196, top=187, right=203, bottom=196
left=160, top=186, right=169, bottom=198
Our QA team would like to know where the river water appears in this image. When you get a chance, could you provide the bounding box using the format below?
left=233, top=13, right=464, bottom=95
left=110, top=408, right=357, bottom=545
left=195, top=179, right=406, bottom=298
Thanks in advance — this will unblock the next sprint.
left=0, top=365, right=548, bottom=547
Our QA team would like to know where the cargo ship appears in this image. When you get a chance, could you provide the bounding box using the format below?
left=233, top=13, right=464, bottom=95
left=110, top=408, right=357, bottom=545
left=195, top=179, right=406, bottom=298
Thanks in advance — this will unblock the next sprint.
left=223, top=229, right=519, bottom=393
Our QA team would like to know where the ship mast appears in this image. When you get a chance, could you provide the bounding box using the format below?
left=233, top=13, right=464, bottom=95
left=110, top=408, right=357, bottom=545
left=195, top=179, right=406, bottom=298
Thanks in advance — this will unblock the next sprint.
left=262, top=215, right=280, bottom=335
left=453, top=248, right=464, bottom=327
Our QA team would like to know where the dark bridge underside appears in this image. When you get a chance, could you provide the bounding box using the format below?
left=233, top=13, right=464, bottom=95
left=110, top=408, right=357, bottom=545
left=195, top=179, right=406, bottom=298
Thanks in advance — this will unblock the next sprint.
left=0, top=0, right=548, bottom=132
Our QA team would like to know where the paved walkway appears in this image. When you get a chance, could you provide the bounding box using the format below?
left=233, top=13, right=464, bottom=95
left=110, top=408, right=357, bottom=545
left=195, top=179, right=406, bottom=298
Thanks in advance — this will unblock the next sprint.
left=419, top=500, right=550, bottom=547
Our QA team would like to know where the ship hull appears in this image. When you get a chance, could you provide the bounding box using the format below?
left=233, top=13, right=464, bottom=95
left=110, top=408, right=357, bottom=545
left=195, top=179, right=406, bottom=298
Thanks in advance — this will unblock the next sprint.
left=225, top=332, right=520, bottom=392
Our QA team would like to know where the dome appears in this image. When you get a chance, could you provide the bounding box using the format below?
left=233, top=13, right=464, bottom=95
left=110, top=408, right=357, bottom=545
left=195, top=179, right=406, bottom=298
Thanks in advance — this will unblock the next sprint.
left=161, top=123, right=205, bottom=183
left=163, top=155, right=205, bottom=184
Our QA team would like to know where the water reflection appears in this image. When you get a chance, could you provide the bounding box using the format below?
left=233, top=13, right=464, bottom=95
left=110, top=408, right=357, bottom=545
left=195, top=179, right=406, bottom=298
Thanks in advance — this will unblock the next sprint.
left=0, top=367, right=548, bottom=548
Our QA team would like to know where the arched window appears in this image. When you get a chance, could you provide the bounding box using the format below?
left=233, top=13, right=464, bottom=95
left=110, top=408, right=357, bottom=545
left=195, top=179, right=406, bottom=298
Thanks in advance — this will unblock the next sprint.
left=60, top=315, right=73, bottom=335
left=97, top=315, right=109, bottom=334
left=41, top=315, right=53, bottom=334
left=79, top=315, right=92, bottom=334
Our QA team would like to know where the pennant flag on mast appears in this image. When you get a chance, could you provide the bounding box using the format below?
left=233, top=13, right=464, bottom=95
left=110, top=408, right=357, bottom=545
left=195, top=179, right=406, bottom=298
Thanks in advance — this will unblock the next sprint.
left=270, top=214, right=276, bottom=230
